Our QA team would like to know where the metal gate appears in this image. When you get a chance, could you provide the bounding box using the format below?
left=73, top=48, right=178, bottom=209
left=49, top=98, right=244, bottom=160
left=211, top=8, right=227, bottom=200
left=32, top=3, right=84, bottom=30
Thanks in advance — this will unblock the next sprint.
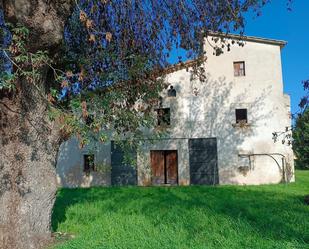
left=111, top=141, right=137, bottom=186
left=189, top=138, right=219, bottom=185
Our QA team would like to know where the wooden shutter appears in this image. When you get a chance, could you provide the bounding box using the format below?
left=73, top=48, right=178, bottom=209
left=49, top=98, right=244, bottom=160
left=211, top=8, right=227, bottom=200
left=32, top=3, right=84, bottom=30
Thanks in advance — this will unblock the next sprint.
left=234, top=61, right=245, bottom=76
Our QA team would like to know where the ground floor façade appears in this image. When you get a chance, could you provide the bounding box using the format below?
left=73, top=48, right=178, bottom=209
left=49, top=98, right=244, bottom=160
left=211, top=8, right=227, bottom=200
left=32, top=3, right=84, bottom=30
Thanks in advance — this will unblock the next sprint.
left=56, top=136, right=294, bottom=188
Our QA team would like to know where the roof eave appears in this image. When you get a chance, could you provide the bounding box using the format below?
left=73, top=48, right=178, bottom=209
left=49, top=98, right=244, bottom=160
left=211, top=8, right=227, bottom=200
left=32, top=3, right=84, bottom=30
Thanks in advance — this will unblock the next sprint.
left=207, top=31, right=287, bottom=49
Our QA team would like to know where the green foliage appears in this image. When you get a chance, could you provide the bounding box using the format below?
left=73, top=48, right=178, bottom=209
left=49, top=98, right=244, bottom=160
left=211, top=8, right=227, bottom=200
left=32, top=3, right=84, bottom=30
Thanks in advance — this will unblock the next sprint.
left=0, top=71, right=16, bottom=90
left=1, top=1, right=273, bottom=154
left=293, top=108, right=309, bottom=170
left=0, top=24, right=56, bottom=88
left=51, top=171, right=309, bottom=249
left=53, top=0, right=271, bottom=151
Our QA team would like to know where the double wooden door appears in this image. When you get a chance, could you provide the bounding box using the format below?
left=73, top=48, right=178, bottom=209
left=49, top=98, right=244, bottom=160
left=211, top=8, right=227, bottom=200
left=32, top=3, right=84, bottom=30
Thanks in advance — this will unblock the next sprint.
left=150, top=150, right=178, bottom=185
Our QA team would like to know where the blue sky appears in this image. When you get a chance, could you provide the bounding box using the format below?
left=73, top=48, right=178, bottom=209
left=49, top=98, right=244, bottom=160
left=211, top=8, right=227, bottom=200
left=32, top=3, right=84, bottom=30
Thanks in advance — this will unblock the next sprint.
left=243, top=0, right=309, bottom=114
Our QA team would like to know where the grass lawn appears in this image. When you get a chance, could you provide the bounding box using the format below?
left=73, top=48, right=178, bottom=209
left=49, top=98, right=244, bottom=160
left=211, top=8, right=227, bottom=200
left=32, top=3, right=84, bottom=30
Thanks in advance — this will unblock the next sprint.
left=51, top=171, right=309, bottom=249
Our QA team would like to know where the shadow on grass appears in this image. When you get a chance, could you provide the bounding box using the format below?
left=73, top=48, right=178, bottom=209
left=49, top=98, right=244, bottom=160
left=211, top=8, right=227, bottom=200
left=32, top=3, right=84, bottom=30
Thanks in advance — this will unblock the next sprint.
left=52, top=183, right=309, bottom=245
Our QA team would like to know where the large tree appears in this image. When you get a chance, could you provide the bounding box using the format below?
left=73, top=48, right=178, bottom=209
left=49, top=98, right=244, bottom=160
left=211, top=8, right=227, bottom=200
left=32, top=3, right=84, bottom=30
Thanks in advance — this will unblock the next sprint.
left=0, top=1, right=269, bottom=248
left=293, top=108, right=309, bottom=169
left=293, top=80, right=309, bottom=169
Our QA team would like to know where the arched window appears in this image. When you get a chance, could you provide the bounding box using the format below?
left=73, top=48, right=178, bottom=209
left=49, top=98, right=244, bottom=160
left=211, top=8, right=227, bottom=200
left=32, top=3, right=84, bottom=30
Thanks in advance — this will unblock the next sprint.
left=167, top=85, right=176, bottom=97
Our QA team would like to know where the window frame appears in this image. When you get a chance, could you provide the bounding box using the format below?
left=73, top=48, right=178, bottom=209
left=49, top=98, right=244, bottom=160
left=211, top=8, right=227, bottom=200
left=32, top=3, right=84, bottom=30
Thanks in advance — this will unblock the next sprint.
left=156, top=108, right=171, bottom=126
left=83, top=154, right=95, bottom=174
left=233, top=61, right=246, bottom=77
left=167, top=86, right=177, bottom=97
left=235, top=108, right=248, bottom=124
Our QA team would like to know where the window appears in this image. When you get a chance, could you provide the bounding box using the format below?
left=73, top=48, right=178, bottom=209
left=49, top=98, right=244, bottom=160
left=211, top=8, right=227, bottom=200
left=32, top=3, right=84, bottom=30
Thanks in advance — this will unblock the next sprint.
left=234, top=61, right=245, bottom=76
left=235, top=109, right=248, bottom=123
left=167, top=85, right=176, bottom=97
left=157, top=108, right=170, bottom=126
left=83, top=154, right=95, bottom=173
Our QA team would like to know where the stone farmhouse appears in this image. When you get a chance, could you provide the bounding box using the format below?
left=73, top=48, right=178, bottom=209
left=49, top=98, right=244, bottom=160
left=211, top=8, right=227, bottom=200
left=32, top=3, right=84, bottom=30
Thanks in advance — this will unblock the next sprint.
left=56, top=33, right=294, bottom=187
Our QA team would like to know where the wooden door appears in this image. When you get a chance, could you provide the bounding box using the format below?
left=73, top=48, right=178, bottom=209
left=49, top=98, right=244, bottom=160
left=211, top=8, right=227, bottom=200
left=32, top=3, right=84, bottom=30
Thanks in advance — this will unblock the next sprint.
left=150, top=151, right=165, bottom=185
left=166, top=151, right=178, bottom=185
left=150, top=150, right=178, bottom=185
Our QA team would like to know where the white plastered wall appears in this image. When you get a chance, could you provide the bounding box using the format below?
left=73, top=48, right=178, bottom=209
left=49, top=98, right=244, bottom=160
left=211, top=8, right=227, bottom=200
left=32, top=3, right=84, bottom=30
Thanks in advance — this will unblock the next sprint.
left=56, top=137, right=111, bottom=187
left=140, top=36, right=294, bottom=185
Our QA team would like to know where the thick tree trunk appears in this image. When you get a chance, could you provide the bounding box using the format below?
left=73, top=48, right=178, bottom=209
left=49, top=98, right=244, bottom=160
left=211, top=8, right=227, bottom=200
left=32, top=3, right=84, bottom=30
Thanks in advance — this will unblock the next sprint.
left=0, top=1, right=74, bottom=248
left=0, top=81, right=61, bottom=249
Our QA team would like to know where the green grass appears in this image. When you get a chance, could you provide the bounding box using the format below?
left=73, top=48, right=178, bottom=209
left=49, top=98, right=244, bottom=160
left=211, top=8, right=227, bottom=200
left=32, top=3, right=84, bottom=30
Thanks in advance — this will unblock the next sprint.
left=52, top=171, right=309, bottom=249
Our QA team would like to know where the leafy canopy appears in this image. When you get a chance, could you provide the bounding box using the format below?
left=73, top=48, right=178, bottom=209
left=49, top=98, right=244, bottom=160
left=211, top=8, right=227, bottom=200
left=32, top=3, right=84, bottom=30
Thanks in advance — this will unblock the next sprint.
left=299, top=79, right=309, bottom=111
left=0, top=0, right=270, bottom=147
left=293, top=108, right=309, bottom=169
